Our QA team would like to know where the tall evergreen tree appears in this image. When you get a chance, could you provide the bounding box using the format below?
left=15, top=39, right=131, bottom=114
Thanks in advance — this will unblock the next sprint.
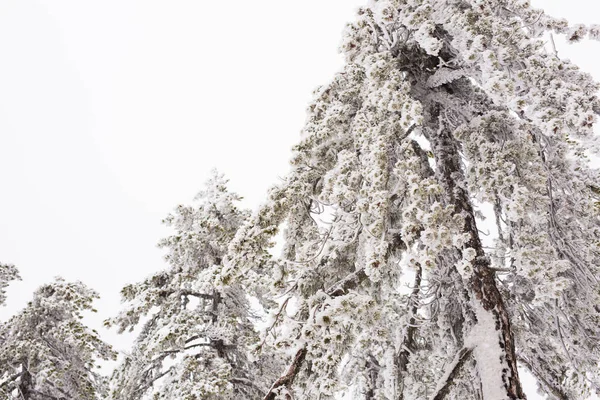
left=0, top=278, right=116, bottom=399
left=107, top=172, right=281, bottom=400
left=222, top=1, right=600, bottom=399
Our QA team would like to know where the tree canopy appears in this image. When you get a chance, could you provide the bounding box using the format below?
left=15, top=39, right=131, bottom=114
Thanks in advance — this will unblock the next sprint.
left=2, top=1, right=600, bottom=399
left=107, top=172, right=282, bottom=400
left=0, top=278, right=115, bottom=399
left=223, top=1, right=600, bottom=398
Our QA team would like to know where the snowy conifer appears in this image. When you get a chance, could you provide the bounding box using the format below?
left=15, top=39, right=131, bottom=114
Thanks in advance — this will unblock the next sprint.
left=107, top=172, right=280, bottom=400
left=0, top=263, right=19, bottom=307
left=223, top=1, right=600, bottom=399
left=0, top=278, right=116, bottom=399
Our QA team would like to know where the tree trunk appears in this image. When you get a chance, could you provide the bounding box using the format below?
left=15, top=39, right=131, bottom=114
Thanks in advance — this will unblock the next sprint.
left=425, top=103, right=526, bottom=399
left=395, top=264, right=422, bottom=400
left=18, top=363, right=33, bottom=400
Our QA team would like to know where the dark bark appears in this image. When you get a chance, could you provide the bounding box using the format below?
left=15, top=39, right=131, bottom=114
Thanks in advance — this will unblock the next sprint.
left=263, top=347, right=307, bottom=400
left=326, top=268, right=368, bottom=297
left=210, top=290, right=227, bottom=358
left=425, top=103, right=525, bottom=399
left=395, top=139, right=473, bottom=398
left=18, top=364, right=33, bottom=400
left=211, top=290, right=221, bottom=324
left=365, top=354, right=381, bottom=400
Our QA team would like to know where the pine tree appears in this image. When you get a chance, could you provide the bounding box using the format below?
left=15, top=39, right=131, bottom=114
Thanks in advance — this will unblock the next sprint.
left=223, top=1, right=600, bottom=399
left=0, top=263, right=19, bottom=307
left=107, top=172, right=281, bottom=400
left=0, top=278, right=116, bottom=399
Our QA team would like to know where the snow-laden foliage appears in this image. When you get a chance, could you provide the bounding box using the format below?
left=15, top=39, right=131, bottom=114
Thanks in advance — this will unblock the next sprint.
left=106, top=172, right=281, bottom=400
left=223, top=1, right=600, bottom=399
left=0, top=278, right=116, bottom=399
left=0, top=263, right=20, bottom=307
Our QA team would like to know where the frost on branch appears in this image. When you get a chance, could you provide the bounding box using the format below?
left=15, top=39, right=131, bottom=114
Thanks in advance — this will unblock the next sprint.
left=107, top=171, right=281, bottom=400
left=0, top=278, right=116, bottom=400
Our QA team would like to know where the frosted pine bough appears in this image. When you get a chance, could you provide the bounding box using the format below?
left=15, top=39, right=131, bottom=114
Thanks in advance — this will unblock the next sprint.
left=106, top=172, right=282, bottom=400
left=0, top=278, right=116, bottom=399
left=223, top=1, right=600, bottom=399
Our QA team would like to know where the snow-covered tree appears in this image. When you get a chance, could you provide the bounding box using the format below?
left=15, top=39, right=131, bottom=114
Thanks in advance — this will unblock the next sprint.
left=0, top=278, right=116, bottom=399
left=222, top=1, right=600, bottom=399
left=0, top=263, right=19, bottom=307
left=107, top=172, right=281, bottom=400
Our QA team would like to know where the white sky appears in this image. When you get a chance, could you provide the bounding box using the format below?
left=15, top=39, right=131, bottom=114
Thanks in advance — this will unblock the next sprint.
left=0, top=1, right=599, bottom=398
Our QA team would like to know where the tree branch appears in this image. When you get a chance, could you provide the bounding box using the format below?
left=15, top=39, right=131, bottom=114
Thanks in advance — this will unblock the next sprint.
left=262, top=268, right=368, bottom=399
left=231, top=377, right=267, bottom=397
left=518, top=356, right=568, bottom=400
left=28, top=389, right=61, bottom=400
left=430, top=347, right=473, bottom=400
left=326, top=268, right=368, bottom=297
left=263, top=347, right=307, bottom=400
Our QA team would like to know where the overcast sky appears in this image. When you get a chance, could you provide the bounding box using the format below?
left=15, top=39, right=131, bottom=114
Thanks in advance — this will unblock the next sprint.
left=1, top=1, right=599, bottom=397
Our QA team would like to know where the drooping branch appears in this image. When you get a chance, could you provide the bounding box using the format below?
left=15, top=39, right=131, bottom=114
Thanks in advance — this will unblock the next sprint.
left=159, top=340, right=232, bottom=357
left=259, top=296, right=291, bottom=350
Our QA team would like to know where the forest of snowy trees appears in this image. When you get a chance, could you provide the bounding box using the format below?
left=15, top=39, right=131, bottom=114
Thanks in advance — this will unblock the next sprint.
left=2, top=0, right=600, bottom=399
